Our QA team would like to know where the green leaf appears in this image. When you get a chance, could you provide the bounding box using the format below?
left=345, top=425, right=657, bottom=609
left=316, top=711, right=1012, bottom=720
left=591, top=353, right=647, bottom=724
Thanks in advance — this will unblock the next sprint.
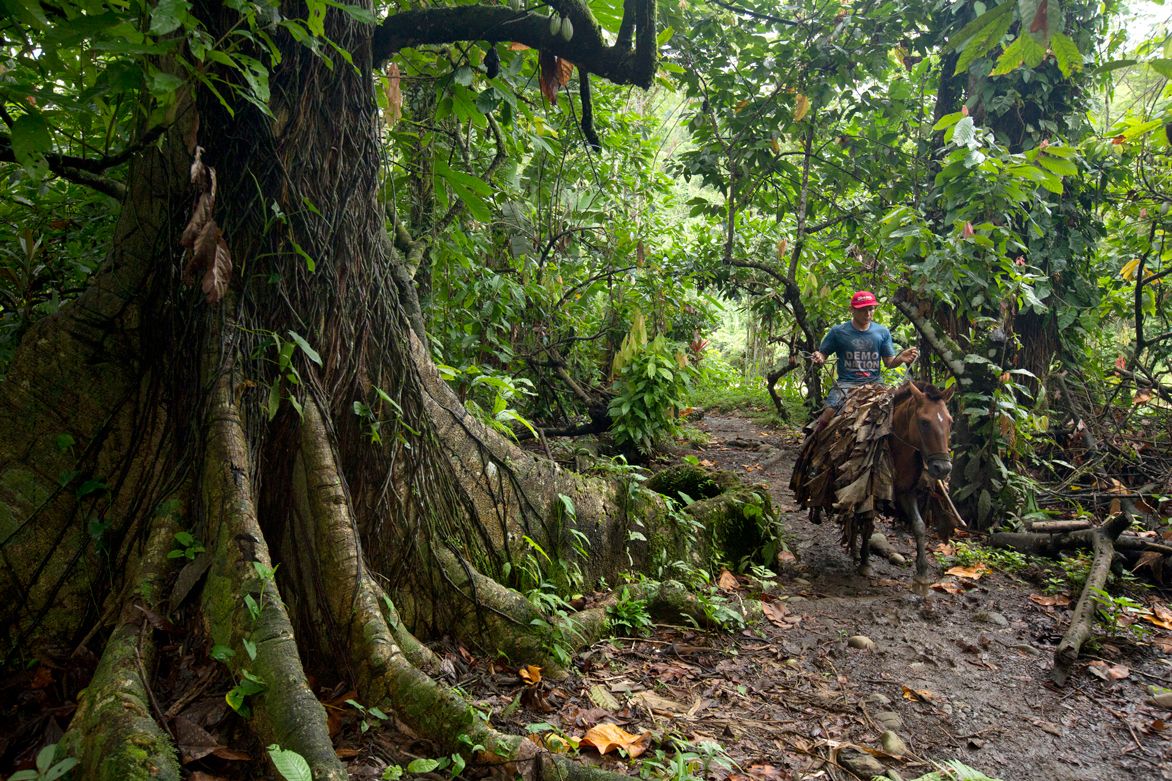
left=269, top=745, right=313, bottom=781
left=950, top=115, right=976, bottom=147
left=10, top=112, right=52, bottom=169
left=656, top=26, right=674, bottom=46
left=1050, top=31, right=1081, bottom=77
left=1149, top=58, right=1172, bottom=80
left=951, top=2, right=1015, bottom=73
left=990, top=35, right=1026, bottom=76
left=408, top=758, right=442, bottom=773
left=150, top=0, right=190, bottom=35
left=287, top=330, right=322, bottom=366
left=1037, top=154, right=1077, bottom=177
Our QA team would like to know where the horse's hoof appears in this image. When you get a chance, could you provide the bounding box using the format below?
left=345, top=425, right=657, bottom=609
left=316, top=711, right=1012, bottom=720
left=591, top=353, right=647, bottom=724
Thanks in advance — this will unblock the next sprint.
left=910, top=576, right=932, bottom=597
left=859, top=564, right=873, bottom=577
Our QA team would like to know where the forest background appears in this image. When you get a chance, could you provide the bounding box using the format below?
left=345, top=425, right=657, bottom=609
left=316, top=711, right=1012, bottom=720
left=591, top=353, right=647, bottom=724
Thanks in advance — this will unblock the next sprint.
left=1, top=0, right=1171, bottom=778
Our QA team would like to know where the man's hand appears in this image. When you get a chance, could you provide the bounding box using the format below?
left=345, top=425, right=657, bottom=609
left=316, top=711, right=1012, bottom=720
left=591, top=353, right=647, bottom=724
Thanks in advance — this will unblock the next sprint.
left=899, top=347, right=919, bottom=366
left=810, top=350, right=826, bottom=366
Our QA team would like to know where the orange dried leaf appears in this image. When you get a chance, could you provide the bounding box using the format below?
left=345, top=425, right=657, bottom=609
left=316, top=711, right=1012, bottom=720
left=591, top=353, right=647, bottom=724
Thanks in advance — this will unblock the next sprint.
left=580, top=723, right=650, bottom=758
left=945, top=564, right=990, bottom=579
left=901, top=685, right=936, bottom=702
left=1142, top=603, right=1172, bottom=630
left=519, top=664, right=543, bottom=685
left=793, top=94, right=810, bottom=121
left=718, top=569, right=739, bottom=590
left=509, top=42, right=530, bottom=51
left=1134, top=389, right=1153, bottom=404
left=385, top=63, right=402, bottom=126
left=556, top=57, right=574, bottom=87
left=1029, top=593, right=1071, bottom=607
left=931, top=581, right=964, bottom=594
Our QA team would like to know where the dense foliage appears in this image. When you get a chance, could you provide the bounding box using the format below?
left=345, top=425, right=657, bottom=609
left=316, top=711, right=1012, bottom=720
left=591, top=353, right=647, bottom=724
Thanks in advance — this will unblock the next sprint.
left=2, top=0, right=1169, bottom=501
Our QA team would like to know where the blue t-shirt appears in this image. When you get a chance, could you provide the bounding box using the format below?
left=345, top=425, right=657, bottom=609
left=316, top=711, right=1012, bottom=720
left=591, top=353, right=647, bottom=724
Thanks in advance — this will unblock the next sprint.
left=819, top=322, right=895, bottom=386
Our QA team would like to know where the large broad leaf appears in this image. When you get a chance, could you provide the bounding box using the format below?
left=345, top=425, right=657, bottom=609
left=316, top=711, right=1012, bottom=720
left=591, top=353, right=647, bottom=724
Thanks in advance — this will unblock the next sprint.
left=267, top=745, right=312, bottom=781
left=1050, top=31, right=1081, bottom=77
left=434, top=160, right=493, bottom=222
left=950, top=2, right=1015, bottom=74
left=10, top=111, right=51, bottom=170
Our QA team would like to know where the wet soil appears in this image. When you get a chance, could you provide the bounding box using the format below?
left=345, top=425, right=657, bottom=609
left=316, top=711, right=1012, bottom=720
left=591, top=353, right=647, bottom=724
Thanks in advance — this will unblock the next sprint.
left=480, top=413, right=1172, bottom=781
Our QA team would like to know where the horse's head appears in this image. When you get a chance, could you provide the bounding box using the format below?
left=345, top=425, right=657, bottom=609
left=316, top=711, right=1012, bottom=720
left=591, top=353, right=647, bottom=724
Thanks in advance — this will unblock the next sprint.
left=905, top=381, right=955, bottom=480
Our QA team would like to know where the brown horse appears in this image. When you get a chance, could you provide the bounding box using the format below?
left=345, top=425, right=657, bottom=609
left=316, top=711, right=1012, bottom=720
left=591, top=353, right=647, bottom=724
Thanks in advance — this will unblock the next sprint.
left=791, top=380, right=956, bottom=585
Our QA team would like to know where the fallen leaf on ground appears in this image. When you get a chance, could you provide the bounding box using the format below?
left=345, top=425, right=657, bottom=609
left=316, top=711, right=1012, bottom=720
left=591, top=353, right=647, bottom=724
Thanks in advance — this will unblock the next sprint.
left=901, top=685, right=937, bottom=702
left=1142, top=603, right=1172, bottom=630
left=777, top=549, right=797, bottom=564
left=580, top=723, right=650, bottom=758
left=718, top=569, right=739, bottom=590
left=743, top=464, right=761, bottom=472
left=699, top=459, right=715, bottom=467
left=931, top=581, right=964, bottom=594
left=932, top=542, right=955, bottom=555
left=1152, top=637, right=1172, bottom=654
left=519, top=665, right=542, bottom=685
left=762, top=600, right=798, bottom=628
left=746, top=764, right=787, bottom=780
left=588, top=684, right=620, bottom=711
left=1087, top=660, right=1130, bottom=681
left=945, top=564, right=991, bottom=579
left=631, top=690, right=685, bottom=715
left=1029, top=594, right=1071, bottom=607
left=1030, top=719, right=1063, bottom=737
left=335, top=747, right=360, bottom=758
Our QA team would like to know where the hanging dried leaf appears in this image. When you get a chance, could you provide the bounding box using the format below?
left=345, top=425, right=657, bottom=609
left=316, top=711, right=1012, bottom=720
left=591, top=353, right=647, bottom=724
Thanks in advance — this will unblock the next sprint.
left=776, top=238, right=788, bottom=259
left=519, top=664, right=543, bottom=685
left=180, top=146, right=233, bottom=304
left=580, top=723, right=650, bottom=758
left=539, top=50, right=560, bottom=103
left=793, top=94, right=810, bottom=121
left=385, top=63, right=402, bottom=126
left=556, top=57, right=574, bottom=87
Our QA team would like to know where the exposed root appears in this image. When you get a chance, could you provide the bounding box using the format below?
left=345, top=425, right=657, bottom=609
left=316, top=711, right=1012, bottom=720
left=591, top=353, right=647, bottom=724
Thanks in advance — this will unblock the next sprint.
left=200, top=373, right=346, bottom=779
left=59, top=511, right=182, bottom=780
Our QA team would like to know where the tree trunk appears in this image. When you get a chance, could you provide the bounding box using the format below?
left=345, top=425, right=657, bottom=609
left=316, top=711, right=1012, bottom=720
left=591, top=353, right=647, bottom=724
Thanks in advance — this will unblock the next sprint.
left=0, top=1, right=748, bottom=777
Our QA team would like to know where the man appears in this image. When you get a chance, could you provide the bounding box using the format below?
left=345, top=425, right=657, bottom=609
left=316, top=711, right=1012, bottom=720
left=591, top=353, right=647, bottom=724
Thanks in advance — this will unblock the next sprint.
left=810, top=290, right=918, bottom=431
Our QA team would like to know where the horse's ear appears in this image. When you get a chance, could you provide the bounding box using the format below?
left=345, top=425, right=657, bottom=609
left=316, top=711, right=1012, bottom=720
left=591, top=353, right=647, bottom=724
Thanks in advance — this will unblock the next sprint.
left=906, top=381, right=924, bottom=400
left=941, top=385, right=956, bottom=402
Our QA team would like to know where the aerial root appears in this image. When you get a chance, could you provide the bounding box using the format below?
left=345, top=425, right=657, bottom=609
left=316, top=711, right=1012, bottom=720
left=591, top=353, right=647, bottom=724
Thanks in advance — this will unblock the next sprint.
left=60, top=510, right=183, bottom=780
left=201, top=373, right=346, bottom=779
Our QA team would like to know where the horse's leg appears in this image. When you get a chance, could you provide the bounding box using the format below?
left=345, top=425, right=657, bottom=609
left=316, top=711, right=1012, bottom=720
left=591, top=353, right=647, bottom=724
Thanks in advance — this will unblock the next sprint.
left=897, top=491, right=932, bottom=592
left=858, top=513, right=873, bottom=576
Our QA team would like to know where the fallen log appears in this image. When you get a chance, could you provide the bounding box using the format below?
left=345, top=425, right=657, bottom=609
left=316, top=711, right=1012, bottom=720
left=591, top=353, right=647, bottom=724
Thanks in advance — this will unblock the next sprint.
left=1050, top=512, right=1133, bottom=686
left=989, top=529, right=1172, bottom=558
left=1029, top=519, right=1093, bottom=533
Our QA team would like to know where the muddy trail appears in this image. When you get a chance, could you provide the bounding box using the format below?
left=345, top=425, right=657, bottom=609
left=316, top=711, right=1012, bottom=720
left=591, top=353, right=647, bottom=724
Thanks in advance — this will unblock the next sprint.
left=469, top=413, right=1172, bottom=781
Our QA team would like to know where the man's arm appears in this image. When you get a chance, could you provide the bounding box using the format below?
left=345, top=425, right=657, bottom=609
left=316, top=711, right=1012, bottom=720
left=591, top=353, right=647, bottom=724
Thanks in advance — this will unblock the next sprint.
left=811, top=327, right=836, bottom=366
left=883, top=347, right=919, bottom=367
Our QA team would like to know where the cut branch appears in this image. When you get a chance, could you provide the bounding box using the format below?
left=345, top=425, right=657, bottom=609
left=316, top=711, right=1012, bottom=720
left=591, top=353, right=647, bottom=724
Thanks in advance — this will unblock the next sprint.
left=1050, top=512, right=1132, bottom=686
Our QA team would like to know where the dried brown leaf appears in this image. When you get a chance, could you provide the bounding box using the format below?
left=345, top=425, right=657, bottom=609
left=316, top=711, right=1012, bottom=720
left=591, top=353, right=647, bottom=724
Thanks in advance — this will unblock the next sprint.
left=945, top=564, right=990, bottom=580
left=1028, top=593, right=1071, bottom=607
left=202, top=235, right=232, bottom=304
left=519, top=664, right=542, bottom=685
left=718, top=569, right=739, bottom=590
left=385, top=63, right=402, bottom=126
left=539, top=50, right=559, bottom=103
left=556, top=57, right=574, bottom=87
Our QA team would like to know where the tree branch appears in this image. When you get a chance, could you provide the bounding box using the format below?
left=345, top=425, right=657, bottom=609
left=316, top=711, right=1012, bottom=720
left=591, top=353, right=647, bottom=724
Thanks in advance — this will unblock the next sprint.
left=373, top=2, right=657, bottom=88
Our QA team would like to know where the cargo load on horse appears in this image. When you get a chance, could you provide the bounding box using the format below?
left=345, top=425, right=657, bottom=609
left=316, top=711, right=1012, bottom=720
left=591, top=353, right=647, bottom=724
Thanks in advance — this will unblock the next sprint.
left=790, top=381, right=961, bottom=586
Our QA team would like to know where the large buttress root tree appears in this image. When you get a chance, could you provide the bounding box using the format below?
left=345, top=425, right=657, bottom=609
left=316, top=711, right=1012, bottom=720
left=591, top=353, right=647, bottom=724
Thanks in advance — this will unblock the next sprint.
left=0, top=2, right=713, bottom=777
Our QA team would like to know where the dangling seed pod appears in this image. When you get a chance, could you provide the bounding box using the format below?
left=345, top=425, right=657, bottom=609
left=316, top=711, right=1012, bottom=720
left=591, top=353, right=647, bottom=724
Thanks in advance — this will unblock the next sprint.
left=485, top=46, right=500, bottom=79
left=560, top=16, right=573, bottom=41
left=549, top=13, right=560, bottom=36
left=509, top=0, right=521, bottom=10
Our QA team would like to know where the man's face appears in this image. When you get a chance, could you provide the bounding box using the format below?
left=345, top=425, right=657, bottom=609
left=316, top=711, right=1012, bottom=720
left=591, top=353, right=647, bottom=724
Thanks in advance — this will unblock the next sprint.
left=852, top=305, right=876, bottom=327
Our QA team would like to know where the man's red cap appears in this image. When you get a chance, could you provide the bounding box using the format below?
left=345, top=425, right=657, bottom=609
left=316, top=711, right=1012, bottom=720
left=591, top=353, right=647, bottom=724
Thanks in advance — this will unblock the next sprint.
left=850, top=290, right=878, bottom=309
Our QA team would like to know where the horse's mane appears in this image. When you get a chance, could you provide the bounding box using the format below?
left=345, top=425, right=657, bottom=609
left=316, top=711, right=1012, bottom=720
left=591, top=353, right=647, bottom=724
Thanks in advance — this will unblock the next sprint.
left=894, top=380, right=949, bottom=402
